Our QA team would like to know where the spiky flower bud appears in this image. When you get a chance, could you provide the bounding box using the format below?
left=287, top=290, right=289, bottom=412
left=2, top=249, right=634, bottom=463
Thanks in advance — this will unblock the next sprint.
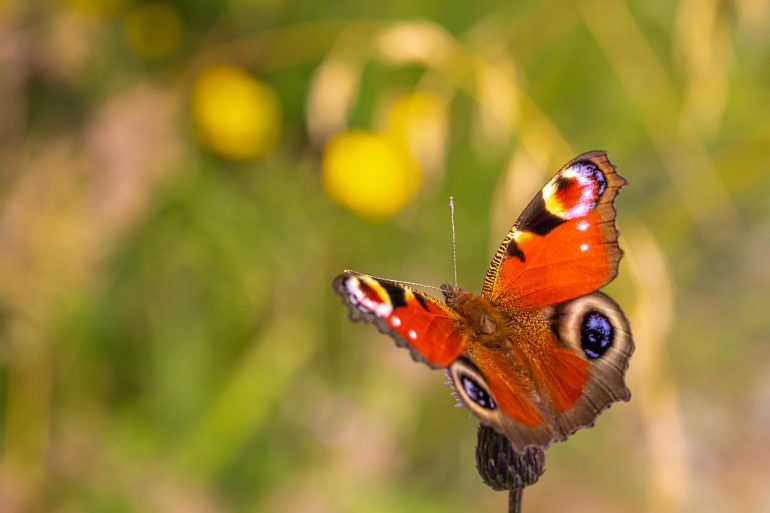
left=475, top=423, right=546, bottom=491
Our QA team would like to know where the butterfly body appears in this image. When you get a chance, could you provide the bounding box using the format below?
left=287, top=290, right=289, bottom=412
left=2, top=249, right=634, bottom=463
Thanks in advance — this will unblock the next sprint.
left=334, top=151, right=634, bottom=452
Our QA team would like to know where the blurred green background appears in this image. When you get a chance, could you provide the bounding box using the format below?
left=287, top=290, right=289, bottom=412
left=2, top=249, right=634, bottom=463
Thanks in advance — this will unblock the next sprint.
left=1, top=0, right=769, bottom=512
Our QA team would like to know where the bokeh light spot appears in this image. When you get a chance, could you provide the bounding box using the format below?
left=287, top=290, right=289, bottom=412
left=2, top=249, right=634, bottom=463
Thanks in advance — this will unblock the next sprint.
left=322, top=130, right=420, bottom=219
left=191, top=65, right=281, bottom=160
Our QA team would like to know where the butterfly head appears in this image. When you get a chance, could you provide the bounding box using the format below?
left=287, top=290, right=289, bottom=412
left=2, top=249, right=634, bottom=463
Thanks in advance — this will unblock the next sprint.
left=440, top=283, right=465, bottom=309
left=441, top=285, right=509, bottom=340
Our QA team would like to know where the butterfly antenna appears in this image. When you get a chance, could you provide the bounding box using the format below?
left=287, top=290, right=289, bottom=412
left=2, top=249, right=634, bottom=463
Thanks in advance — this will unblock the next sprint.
left=343, top=270, right=443, bottom=293
left=449, top=196, right=458, bottom=287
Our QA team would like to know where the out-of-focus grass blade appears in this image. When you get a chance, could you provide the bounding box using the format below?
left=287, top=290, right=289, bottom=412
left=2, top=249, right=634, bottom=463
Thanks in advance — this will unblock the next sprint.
left=624, top=218, right=692, bottom=513
left=174, top=318, right=316, bottom=478
left=575, top=0, right=741, bottom=243
left=673, top=0, right=730, bottom=140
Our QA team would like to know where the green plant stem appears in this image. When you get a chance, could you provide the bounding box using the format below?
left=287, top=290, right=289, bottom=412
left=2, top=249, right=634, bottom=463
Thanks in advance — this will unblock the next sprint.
left=509, top=489, right=522, bottom=513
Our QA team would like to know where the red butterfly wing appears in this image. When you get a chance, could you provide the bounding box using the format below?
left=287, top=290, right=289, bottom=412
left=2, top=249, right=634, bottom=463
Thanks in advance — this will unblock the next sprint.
left=448, top=352, right=556, bottom=449
left=482, top=151, right=626, bottom=309
left=333, top=272, right=466, bottom=368
left=449, top=292, right=633, bottom=451
left=456, top=333, right=591, bottom=447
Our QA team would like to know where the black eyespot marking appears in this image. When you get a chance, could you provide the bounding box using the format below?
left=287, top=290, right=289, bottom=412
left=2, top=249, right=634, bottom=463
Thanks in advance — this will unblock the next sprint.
left=379, top=280, right=407, bottom=309
left=413, top=292, right=430, bottom=311
left=581, top=310, right=614, bottom=359
left=517, top=193, right=566, bottom=236
left=555, top=175, right=572, bottom=192
left=355, top=279, right=375, bottom=297
left=461, top=374, right=496, bottom=410
left=506, top=239, right=525, bottom=262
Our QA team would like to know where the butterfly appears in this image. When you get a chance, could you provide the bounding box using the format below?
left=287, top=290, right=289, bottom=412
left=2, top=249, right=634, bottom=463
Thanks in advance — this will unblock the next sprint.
left=333, top=151, right=633, bottom=452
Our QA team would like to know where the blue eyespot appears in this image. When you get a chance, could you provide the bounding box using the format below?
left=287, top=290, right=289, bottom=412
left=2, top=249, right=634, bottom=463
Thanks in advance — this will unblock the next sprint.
left=572, top=161, right=607, bottom=196
left=581, top=310, right=613, bottom=359
left=461, top=375, right=496, bottom=410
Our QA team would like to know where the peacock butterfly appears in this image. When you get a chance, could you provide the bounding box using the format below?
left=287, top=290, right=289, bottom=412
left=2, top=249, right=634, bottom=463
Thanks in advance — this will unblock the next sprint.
left=333, top=151, right=633, bottom=452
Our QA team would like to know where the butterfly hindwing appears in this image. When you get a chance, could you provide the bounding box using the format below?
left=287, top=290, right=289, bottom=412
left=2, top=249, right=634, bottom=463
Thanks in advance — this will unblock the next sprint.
left=544, top=291, right=634, bottom=435
left=448, top=291, right=633, bottom=451
left=482, top=151, right=626, bottom=309
left=448, top=356, right=556, bottom=449
left=333, top=272, right=466, bottom=368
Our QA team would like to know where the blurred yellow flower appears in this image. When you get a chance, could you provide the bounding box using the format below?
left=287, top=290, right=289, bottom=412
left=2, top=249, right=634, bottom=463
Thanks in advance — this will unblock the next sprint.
left=322, top=130, right=420, bottom=218
left=383, top=90, right=447, bottom=176
left=123, top=2, right=183, bottom=60
left=191, top=65, right=281, bottom=160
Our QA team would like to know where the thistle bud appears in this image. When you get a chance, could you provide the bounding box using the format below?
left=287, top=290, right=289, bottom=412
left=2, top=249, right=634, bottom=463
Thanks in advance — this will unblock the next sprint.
left=475, top=423, right=546, bottom=491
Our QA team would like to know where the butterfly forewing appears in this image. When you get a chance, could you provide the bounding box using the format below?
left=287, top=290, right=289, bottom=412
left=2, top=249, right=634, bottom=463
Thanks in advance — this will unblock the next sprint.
left=447, top=292, right=633, bottom=451
left=333, top=272, right=466, bottom=368
left=482, top=151, right=626, bottom=309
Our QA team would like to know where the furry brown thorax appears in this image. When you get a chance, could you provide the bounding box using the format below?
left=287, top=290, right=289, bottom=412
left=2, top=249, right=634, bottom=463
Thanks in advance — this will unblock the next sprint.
left=441, top=285, right=524, bottom=347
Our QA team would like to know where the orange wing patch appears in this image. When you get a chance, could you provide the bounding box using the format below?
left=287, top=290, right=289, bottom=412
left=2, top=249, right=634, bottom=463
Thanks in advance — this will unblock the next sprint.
left=493, top=211, right=613, bottom=309
left=451, top=322, right=594, bottom=450
left=469, top=346, right=544, bottom=426
left=482, top=151, right=626, bottom=309
left=534, top=344, right=590, bottom=414
left=334, top=273, right=467, bottom=368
